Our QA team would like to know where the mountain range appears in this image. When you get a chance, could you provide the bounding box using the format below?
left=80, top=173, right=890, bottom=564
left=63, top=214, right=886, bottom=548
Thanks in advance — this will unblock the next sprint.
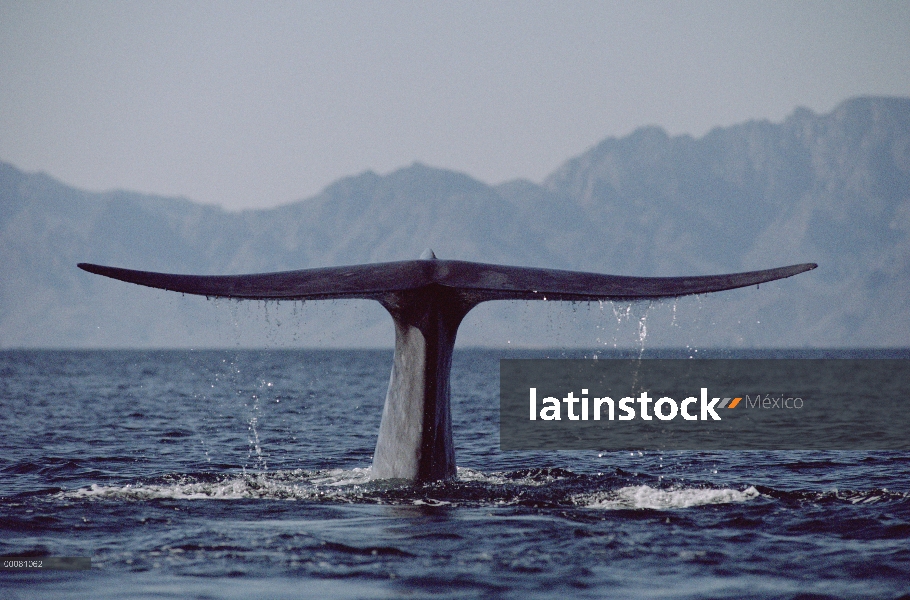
left=2, top=96, right=908, bottom=348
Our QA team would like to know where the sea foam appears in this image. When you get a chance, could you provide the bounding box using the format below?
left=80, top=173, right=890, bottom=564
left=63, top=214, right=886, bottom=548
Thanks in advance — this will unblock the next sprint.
left=574, top=485, right=760, bottom=510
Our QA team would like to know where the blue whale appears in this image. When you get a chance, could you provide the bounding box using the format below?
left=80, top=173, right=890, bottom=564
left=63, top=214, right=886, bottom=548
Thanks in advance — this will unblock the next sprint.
left=78, top=253, right=816, bottom=482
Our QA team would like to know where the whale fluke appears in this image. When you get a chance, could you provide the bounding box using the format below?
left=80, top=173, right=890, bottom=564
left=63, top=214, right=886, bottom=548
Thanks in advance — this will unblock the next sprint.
left=76, top=260, right=816, bottom=303
left=78, top=258, right=817, bottom=482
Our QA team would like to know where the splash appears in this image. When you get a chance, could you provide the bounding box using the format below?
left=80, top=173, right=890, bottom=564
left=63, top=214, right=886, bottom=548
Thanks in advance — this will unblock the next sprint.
left=246, top=404, right=265, bottom=471
left=594, top=300, right=655, bottom=356
left=64, top=469, right=766, bottom=511
left=612, top=302, right=634, bottom=325
left=575, top=485, right=760, bottom=510
left=62, top=467, right=580, bottom=504
left=454, top=467, right=572, bottom=487
left=65, top=469, right=376, bottom=501
left=636, top=301, right=651, bottom=360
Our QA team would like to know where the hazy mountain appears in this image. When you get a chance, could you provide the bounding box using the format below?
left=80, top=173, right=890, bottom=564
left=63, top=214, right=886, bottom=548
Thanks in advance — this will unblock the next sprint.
left=1, top=96, right=908, bottom=349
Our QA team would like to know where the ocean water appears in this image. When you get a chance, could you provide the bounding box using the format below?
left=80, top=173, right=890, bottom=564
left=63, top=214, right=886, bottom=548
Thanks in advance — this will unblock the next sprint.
left=1, top=349, right=909, bottom=599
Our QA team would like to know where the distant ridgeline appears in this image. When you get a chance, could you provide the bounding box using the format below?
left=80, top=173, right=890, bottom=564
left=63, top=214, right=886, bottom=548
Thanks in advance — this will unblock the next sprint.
left=1, top=96, right=908, bottom=348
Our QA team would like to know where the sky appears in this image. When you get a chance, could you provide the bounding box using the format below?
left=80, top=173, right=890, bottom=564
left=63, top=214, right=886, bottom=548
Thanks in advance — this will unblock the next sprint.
left=1, top=1, right=909, bottom=211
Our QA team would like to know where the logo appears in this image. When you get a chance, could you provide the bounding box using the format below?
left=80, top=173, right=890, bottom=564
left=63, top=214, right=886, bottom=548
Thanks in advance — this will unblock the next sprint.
left=528, top=388, right=745, bottom=421
left=501, top=358, right=908, bottom=451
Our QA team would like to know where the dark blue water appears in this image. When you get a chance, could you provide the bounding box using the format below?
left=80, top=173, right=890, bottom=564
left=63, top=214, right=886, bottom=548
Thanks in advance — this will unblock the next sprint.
left=2, top=349, right=909, bottom=599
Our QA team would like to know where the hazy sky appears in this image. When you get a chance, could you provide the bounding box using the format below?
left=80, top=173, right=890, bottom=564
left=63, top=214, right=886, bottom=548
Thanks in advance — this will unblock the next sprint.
left=2, top=1, right=909, bottom=211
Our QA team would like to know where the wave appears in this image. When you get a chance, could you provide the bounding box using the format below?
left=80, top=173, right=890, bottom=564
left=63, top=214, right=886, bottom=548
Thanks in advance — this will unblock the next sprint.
left=63, top=467, right=570, bottom=502
left=573, top=485, right=760, bottom=510
left=65, top=468, right=375, bottom=501
left=62, top=468, right=756, bottom=509
left=61, top=468, right=908, bottom=511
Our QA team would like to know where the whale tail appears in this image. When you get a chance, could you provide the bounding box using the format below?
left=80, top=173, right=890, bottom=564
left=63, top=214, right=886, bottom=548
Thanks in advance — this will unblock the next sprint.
left=78, top=257, right=817, bottom=482
left=77, top=259, right=816, bottom=303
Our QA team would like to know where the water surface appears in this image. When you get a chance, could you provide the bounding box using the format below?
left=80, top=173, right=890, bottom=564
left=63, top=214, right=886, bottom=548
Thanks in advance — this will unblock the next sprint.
left=1, top=349, right=908, bottom=599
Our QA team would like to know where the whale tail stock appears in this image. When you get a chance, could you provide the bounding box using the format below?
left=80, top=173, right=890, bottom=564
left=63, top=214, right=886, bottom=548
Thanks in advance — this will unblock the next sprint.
left=77, top=256, right=817, bottom=482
